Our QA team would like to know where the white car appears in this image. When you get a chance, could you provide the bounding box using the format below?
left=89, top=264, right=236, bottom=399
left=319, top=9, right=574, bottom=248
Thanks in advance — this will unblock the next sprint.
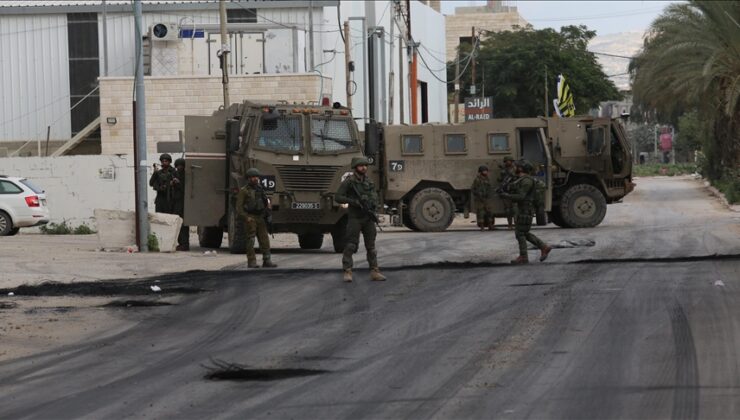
left=0, top=175, right=50, bottom=236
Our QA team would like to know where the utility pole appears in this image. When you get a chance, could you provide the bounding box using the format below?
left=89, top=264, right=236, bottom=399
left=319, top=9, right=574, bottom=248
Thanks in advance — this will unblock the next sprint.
left=218, top=0, right=230, bottom=108
left=308, top=0, right=315, bottom=70
left=654, top=124, right=659, bottom=162
left=470, top=26, right=476, bottom=96
left=102, top=0, right=108, bottom=76
left=388, top=13, right=395, bottom=125
left=671, top=126, right=676, bottom=164
left=133, top=0, right=149, bottom=252
left=544, top=66, right=549, bottom=116
left=453, top=49, right=460, bottom=123
left=407, top=0, right=418, bottom=124
left=343, top=21, right=352, bottom=111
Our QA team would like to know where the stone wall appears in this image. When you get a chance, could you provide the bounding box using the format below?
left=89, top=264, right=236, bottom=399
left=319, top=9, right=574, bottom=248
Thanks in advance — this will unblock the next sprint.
left=445, top=11, right=529, bottom=62
left=99, top=73, right=332, bottom=155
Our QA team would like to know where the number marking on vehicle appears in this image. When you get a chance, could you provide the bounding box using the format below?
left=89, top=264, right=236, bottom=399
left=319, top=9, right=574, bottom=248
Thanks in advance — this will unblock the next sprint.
left=291, top=202, right=320, bottom=210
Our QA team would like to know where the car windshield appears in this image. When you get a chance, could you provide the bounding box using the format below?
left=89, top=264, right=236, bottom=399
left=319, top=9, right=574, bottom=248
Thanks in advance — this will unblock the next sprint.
left=257, top=116, right=303, bottom=153
left=310, top=117, right=357, bottom=154
left=20, top=179, right=43, bottom=194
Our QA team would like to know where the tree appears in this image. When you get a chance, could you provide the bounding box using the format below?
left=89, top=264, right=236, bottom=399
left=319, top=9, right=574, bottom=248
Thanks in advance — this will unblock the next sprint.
left=676, top=111, right=703, bottom=162
left=627, top=124, right=655, bottom=155
left=629, top=1, right=740, bottom=177
left=445, top=25, right=621, bottom=118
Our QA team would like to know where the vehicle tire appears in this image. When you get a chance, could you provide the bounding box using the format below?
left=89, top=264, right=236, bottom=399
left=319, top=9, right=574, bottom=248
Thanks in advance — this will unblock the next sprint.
left=536, top=208, right=548, bottom=226
left=558, top=184, right=607, bottom=228
left=401, top=210, right=420, bottom=231
left=227, top=206, right=246, bottom=254
left=298, top=233, right=324, bottom=250
left=8, top=227, right=20, bottom=236
left=198, top=226, right=223, bottom=249
left=331, top=219, right=348, bottom=253
left=407, top=187, right=455, bottom=232
left=0, top=211, right=12, bottom=236
left=548, top=207, right=569, bottom=228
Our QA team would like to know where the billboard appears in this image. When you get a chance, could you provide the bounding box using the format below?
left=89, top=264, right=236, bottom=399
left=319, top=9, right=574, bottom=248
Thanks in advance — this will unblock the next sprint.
left=464, top=97, right=493, bottom=121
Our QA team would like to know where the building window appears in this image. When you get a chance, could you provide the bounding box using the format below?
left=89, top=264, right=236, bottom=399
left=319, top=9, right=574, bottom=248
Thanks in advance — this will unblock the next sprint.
left=227, top=8, right=257, bottom=23
left=445, top=133, right=466, bottom=154
left=402, top=135, right=423, bottom=154
left=488, top=133, right=510, bottom=153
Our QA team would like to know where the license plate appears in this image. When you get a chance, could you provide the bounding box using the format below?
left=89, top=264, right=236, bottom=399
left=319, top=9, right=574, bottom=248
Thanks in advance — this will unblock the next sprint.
left=291, top=202, right=320, bottom=210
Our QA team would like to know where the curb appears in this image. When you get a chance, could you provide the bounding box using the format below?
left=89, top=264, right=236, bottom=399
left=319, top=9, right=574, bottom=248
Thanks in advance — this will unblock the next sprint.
left=704, top=181, right=740, bottom=213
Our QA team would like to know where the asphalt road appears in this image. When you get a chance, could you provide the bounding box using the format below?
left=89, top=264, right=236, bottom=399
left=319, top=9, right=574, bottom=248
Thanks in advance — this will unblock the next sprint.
left=1, top=177, right=739, bottom=419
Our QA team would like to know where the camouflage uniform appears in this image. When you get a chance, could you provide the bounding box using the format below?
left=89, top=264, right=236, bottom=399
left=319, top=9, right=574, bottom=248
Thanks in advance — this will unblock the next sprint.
left=236, top=170, right=274, bottom=267
left=498, top=159, right=517, bottom=228
left=149, top=155, right=176, bottom=213
left=172, top=159, right=189, bottom=250
left=471, top=171, right=495, bottom=229
left=335, top=157, right=385, bottom=281
left=501, top=161, right=551, bottom=263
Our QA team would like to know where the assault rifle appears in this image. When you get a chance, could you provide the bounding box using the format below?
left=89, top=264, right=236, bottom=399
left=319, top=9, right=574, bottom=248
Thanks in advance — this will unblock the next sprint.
left=350, top=183, right=382, bottom=231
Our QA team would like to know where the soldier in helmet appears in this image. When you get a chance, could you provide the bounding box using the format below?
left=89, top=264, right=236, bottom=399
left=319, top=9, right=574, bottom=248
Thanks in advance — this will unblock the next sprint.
left=236, top=168, right=277, bottom=268
left=335, top=157, right=386, bottom=282
left=499, top=160, right=552, bottom=264
left=149, top=153, right=176, bottom=213
left=471, top=165, right=495, bottom=230
left=172, top=158, right=189, bottom=251
left=498, top=156, right=516, bottom=229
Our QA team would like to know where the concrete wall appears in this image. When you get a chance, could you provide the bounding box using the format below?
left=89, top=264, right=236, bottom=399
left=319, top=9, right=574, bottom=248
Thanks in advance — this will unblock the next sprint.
left=99, top=73, right=331, bottom=156
left=0, top=155, right=146, bottom=227
left=445, top=9, right=528, bottom=62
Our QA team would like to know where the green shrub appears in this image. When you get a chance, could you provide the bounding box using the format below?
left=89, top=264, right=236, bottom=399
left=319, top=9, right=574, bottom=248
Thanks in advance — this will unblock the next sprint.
left=713, top=168, right=740, bottom=204
left=39, top=221, right=73, bottom=235
left=147, top=233, right=160, bottom=252
left=73, top=223, right=96, bottom=235
left=632, top=163, right=698, bottom=177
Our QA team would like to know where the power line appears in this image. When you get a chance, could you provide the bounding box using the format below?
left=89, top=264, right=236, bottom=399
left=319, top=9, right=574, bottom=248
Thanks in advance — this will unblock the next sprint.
left=591, top=51, right=635, bottom=59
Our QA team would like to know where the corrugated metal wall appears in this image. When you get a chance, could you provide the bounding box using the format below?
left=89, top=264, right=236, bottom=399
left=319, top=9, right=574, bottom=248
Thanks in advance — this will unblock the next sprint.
left=0, top=14, right=71, bottom=142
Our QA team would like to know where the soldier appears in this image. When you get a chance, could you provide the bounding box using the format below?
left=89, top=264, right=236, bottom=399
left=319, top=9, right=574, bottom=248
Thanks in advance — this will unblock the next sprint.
left=172, top=158, right=189, bottom=251
left=471, top=165, right=496, bottom=230
left=499, top=160, right=552, bottom=264
left=335, top=157, right=386, bottom=283
left=149, top=153, right=176, bottom=213
left=235, top=168, right=277, bottom=268
left=498, top=156, right=517, bottom=229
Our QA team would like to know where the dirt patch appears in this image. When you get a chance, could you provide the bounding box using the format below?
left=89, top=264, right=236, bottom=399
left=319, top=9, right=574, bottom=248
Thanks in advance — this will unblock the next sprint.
left=0, top=301, right=18, bottom=309
left=102, top=300, right=173, bottom=308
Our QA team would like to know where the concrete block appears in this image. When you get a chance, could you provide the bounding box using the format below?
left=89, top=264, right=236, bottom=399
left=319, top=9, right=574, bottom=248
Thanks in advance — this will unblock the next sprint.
left=94, top=209, right=183, bottom=252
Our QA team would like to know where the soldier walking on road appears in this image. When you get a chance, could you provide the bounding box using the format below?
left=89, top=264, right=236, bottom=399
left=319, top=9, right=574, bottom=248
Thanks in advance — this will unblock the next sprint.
left=149, top=153, right=176, bottom=213
left=472, top=165, right=496, bottom=230
left=335, top=157, right=386, bottom=283
left=498, top=156, right=516, bottom=229
left=236, top=168, right=277, bottom=268
left=172, top=158, right=189, bottom=251
left=499, top=160, right=552, bottom=264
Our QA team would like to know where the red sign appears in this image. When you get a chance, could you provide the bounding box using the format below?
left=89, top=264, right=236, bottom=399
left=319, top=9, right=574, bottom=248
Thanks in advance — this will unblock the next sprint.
left=660, top=133, right=673, bottom=151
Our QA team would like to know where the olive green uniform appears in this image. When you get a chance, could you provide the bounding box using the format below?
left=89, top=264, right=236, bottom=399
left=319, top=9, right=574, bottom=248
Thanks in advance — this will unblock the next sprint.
left=235, top=183, right=272, bottom=264
left=498, top=166, right=516, bottom=223
left=471, top=174, right=495, bottom=228
left=171, top=168, right=189, bottom=249
left=504, top=175, right=546, bottom=256
left=149, top=166, right=176, bottom=213
left=335, top=173, right=379, bottom=271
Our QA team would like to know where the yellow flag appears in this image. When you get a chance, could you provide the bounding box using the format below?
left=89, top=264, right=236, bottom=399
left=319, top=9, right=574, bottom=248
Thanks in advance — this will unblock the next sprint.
left=556, top=74, right=575, bottom=117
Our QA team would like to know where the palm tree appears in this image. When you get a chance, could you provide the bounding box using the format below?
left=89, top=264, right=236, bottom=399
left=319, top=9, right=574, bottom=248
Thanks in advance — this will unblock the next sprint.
left=630, top=1, right=740, bottom=175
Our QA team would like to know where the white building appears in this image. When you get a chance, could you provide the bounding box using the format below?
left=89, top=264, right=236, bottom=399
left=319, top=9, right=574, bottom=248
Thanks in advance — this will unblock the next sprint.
left=0, top=0, right=447, bottom=156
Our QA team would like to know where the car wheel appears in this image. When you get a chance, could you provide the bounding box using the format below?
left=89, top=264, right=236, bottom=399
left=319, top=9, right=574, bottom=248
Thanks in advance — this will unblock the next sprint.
left=8, top=227, right=20, bottom=236
left=0, top=211, right=13, bottom=236
left=298, top=233, right=324, bottom=250
left=407, top=188, right=455, bottom=232
left=198, top=226, right=223, bottom=248
left=558, top=184, right=607, bottom=228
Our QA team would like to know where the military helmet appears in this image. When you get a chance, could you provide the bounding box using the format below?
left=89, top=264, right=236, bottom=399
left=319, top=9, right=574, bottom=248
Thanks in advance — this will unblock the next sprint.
left=516, top=159, right=535, bottom=173
left=503, top=156, right=515, bottom=162
left=351, top=157, right=370, bottom=168
left=478, top=165, right=489, bottom=173
left=245, top=168, right=261, bottom=177
left=174, top=158, right=185, bottom=167
left=159, top=153, right=172, bottom=162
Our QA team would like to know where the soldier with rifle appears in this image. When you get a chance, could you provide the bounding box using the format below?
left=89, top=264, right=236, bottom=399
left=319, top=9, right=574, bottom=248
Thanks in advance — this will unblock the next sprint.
left=149, top=153, right=176, bottom=213
left=236, top=168, right=277, bottom=268
left=498, top=156, right=517, bottom=229
left=335, top=157, right=386, bottom=283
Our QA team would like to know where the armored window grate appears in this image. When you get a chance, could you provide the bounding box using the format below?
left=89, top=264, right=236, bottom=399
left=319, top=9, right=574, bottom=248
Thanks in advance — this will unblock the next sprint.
left=275, top=165, right=340, bottom=192
left=310, top=118, right=356, bottom=153
left=402, top=135, right=423, bottom=154
left=488, top=133, right=510, bottom=153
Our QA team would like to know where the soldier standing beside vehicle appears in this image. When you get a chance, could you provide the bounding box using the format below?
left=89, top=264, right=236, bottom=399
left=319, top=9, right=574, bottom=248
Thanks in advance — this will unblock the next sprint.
left=471, top=165, right=496, bottom=230
left=335, top=157, right=386, bottom=283
left=172, top=158, right=189, bottom=251
left=236, top=168, right=277, bottom=268
left=498, top=156, right=516, bottom=229
left=149, top=153, right=176, bottom=213
left=499, top=160, right=552, bottom=264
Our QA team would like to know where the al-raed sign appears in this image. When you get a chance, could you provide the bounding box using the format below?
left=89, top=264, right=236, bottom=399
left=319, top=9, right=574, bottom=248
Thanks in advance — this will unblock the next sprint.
left=464, top=97, right=493, bottom=121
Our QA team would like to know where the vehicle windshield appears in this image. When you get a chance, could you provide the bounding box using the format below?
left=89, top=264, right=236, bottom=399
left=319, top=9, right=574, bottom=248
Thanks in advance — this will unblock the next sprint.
left=20, top=179, right=43, bottom=194
left=310, top=117, right=357, bottom=154
left=257, top=116, right=303, bottom=153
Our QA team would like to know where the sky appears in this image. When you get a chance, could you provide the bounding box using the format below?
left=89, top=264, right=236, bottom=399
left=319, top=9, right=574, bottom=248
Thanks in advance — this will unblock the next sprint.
left=440, top=1, right=679, bottom=36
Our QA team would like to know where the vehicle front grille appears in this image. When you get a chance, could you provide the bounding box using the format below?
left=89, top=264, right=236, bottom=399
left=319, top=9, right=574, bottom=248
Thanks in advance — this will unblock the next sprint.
left=606, top=179, right=624, bottom=189
left=275, top=165, right=340, bottom=192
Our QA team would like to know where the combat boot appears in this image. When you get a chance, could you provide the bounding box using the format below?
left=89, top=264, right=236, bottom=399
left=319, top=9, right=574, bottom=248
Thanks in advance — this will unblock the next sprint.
left=370, top=268, right=386, bottom=281
left=343, top=269, right=353, bottom=282
left=539, top=245, right=552, bottom=262
left=262, top=259, right=277, bottom=268
left=510, top=256, right=529, bottom=265
left=247, top=257, right=259, bottom=268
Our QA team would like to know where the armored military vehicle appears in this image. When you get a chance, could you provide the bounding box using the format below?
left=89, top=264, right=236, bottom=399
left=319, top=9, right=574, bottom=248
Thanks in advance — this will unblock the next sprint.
left=183, top=101, right=363, bottom=253
left=364, top=116, right=634, bottom=231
